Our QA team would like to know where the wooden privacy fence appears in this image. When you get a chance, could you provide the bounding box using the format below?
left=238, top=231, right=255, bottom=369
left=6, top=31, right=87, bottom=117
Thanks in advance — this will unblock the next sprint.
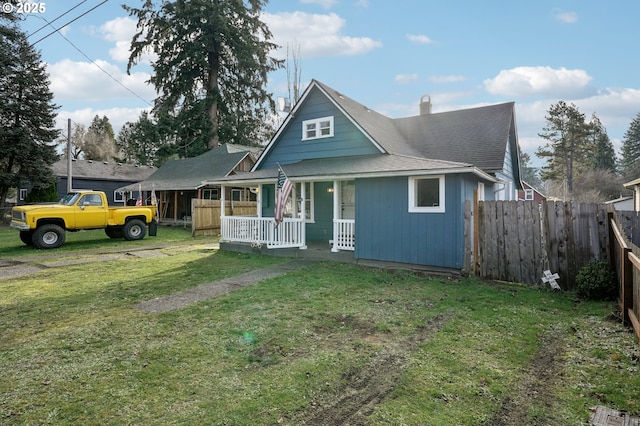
left=191, top=199, right=257, bottom=237
left=472, top=200, right=609, bottom=290
left=609, top=211, right=640, bottom=348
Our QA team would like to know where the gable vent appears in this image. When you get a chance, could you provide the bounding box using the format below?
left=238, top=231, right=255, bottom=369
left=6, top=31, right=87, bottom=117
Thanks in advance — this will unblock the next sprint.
left=420, top=94, right=432, bottom=115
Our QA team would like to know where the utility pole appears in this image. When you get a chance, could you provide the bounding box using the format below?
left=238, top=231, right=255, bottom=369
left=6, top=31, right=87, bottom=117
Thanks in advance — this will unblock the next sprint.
left=66, top=118, right=72, bottom=193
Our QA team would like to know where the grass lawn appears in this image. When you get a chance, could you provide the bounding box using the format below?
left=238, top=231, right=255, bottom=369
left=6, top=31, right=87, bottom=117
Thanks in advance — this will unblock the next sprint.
left=0, top=225, right=638, bottom=425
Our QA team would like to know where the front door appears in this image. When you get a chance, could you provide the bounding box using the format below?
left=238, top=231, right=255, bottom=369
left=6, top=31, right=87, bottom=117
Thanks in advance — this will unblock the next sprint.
left=74, top=193, right=108, bottom=229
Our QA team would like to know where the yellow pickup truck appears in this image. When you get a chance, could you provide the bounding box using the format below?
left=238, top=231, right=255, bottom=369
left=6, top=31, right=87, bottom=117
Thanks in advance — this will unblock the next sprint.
left=10, top=190, right=158, bottom=249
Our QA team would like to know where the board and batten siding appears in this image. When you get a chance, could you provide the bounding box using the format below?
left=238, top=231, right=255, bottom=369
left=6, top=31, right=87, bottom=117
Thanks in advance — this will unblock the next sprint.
left=258, top=87, right=380, bottom=170
left=355, top=175, right=465, bottom=269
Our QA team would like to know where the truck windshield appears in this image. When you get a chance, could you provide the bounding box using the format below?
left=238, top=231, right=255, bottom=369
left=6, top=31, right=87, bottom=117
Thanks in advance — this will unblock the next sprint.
left=60, top=193, right=81, bottom=206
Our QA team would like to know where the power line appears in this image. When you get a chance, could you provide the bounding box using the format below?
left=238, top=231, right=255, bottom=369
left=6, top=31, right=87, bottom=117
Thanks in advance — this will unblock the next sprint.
left=27, top=0, right=89, bottom=38
left=31, top=0, right=110, bottom=45
left=27, top=2, right=153, bottom=107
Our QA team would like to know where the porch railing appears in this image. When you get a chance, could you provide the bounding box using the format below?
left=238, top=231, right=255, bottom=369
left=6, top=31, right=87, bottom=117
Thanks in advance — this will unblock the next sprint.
left=332, top=219, right=355, bottom=252
left=221, top=216, right=305, bottom=249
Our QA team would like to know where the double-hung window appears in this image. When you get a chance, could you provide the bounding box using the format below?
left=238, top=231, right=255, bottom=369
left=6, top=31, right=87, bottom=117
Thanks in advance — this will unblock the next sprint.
left=524, top=189, right=534, bottom=200
left=408, top=175, right=445, bottom=213
left=302, top=116, right=334, bottom=141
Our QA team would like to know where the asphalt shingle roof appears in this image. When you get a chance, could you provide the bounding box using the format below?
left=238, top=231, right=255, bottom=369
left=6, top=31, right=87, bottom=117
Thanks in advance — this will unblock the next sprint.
left=117, top=143, right=260, bottom=191
left=314, top=79, right=516, bottom=173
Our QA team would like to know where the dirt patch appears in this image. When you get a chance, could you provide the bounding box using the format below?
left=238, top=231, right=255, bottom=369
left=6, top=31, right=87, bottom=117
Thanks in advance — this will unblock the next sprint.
left=290, top=313, right=451, bottom=426
left=489, top=329, right=567, bottom=426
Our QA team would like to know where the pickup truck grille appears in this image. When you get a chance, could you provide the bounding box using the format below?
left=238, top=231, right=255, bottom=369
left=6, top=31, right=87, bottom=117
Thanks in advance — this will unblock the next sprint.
left=12, top=210, right=24, bottom=221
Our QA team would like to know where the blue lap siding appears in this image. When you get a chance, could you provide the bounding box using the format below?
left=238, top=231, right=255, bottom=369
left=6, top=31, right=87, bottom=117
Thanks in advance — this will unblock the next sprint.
left=355, top=175, right=466, bottom=269
left=258, top=87, right=381, bottom=169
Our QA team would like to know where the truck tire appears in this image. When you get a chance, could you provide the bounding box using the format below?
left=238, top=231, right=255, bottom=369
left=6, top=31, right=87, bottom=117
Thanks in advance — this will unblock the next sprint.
left=105, top=226, right=123, bottom=239
left=123, top=219, right=146, bottom=241
left=19, top=230, right=34, bottom=246
left=33, top=224, right=66, bottom=249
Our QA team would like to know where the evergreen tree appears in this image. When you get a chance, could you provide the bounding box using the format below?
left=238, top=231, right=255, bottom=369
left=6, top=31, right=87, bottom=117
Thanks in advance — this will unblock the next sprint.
left=117, top=111, right=163, bottom=166
left=124, top=0, right=282, bottom=156
left=536, top=101, right=591, bottom=194
left=587, top=113, right=616, bottom=173
left=83, top=115, right=117, bottom=161
left=0, top=20, right=59, bottom=207
left=519, top=151, right=541, bottom=188
left=621, top=111, right=640, bottom=179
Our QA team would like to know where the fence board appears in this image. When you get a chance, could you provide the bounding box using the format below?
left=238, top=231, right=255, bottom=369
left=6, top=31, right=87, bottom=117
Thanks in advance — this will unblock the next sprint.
left=191, top=199, right=257, bottom=237
left=472, top=200, right=609, bottom=289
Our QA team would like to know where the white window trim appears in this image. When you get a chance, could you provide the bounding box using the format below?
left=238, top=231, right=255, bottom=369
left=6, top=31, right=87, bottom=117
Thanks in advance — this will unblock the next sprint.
left=19, top=189, right=27, bottom=200
left=114, top=191, right=126, bottom=203
left=524, top=188, right=534, bottom=201
left=408, top=175, right=445, bottom=213
left=302, top=116, right=334, bottom=141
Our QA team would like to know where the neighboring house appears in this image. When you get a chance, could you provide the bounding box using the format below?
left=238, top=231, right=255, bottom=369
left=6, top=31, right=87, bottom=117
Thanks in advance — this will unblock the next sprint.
left=117, top=143, right=261, bottom=222
left=605, top=195, right=634, bottom=211
left=48, top=159, right=156, bottom=205
left=517, top=181, right=546, bottom=203
left=623, top=177, right=640, bottom=211
left=206, top=79, right=522, bottom=271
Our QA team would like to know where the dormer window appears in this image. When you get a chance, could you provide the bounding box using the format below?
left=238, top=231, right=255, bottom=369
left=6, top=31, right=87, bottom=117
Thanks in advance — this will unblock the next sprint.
left=302, top=116, right=334, bottom=141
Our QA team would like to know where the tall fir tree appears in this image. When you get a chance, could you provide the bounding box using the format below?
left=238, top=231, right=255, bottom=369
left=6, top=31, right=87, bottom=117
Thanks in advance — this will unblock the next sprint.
left=587, top=114, right=616, bottom=173
left=125, top=0, right=283, bottom=156
left=536, top=101, right=591, bottom=194
left=621, top=111, right=640, bottom=180
left=0, top=19, right=59, bottom=207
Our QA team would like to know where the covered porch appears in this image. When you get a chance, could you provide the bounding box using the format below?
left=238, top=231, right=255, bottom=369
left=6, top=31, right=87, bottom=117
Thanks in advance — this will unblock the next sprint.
left=219, top=179, right=355, bottom=253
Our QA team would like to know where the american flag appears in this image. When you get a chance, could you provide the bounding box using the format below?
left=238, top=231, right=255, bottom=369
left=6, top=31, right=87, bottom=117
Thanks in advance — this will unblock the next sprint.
left=274, top=166, right=292, bottom=227
left=136, top=185, right=142, bottom=206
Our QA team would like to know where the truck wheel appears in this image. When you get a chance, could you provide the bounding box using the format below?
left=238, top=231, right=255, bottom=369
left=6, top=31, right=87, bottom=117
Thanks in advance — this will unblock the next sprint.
left=33, top=224, right=66, bottom=249
left=19, top=230, right=34, bottom=246
left=105, top=226, right=123, bottom=239
left=123, top=219, right=146, bottom=241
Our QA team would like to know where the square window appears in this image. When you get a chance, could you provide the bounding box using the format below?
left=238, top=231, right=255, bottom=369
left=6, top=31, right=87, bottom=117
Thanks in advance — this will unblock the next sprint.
left=416, top=178, right=439, bottom=207
left=408, top=175, right=445, bottom=213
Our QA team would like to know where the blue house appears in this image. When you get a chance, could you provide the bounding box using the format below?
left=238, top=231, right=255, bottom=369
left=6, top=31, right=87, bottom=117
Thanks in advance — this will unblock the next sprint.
left=207, top=79, right=522, bottom=271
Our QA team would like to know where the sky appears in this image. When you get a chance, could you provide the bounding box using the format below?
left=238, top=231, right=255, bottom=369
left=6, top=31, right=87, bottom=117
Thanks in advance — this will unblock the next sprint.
left=11, top=0, right=640, bottom=168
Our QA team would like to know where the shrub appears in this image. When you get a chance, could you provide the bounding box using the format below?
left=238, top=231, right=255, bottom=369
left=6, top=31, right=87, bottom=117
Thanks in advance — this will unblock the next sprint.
left=575, top=260, right=617, bottom=301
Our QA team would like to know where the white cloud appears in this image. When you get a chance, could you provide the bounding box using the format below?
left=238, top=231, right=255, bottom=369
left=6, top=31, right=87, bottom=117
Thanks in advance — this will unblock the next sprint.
left=406, top=34, right=436, bottom=45
left=262, top=11, right=381, bottom=59
left=98, top=17, right=156, bottom=64
left=429, top=75, right=466, bottom=84
left=554, top=10, right=578, bottom=24
left=483, top=66, right=593, bottom=98
left=395, top=73, right=419, bottom=84
left=300, top=0, right=337, bottom=8
left=48, top=59, right=154, bottom=103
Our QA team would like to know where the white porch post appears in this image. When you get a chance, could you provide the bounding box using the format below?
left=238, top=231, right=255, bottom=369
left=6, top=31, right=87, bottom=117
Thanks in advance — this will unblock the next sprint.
left=257, top=184, right=262, bottom=217
left=331, top=180, right=339, bottom=252
left=300, top=181, right=307, bottom=249
left=220, top=185, right=226, bottom=217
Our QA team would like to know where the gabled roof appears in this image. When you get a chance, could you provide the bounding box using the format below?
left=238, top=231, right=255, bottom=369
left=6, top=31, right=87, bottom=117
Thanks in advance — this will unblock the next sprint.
left=254, top=79, right=518, bottom=176
left=52, top=159, right=156, bottom=182
left=117, top=143, right=260, bottom=192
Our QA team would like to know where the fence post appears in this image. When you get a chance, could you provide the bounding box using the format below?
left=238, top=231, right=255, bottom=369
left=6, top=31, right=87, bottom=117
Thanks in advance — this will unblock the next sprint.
left=610, top=213, right=633, bottom=324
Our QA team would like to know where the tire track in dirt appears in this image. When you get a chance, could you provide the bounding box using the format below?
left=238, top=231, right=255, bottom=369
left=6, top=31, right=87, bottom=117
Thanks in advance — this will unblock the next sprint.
left=489, top=329, right=567, bottom=426
left=292, top=313, right=451, bottom=426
